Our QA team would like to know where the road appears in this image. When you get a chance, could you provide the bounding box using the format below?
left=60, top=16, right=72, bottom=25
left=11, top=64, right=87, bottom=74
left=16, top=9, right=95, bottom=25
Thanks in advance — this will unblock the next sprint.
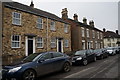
left=38, top=54, right=119, bottom=80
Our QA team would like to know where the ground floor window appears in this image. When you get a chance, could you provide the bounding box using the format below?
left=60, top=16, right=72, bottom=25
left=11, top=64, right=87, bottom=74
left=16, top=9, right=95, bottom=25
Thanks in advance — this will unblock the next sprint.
left=51, top=37, right=56, bottom=48
left=37, top=37, right=44, bottom=48
left=64, top=39, right=69, bottom=47
left=11, top=35, right=20, bottom=48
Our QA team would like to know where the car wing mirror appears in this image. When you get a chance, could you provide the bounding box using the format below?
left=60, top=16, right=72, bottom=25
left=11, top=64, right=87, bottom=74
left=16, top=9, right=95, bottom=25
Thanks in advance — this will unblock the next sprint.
left=38, top=58, right=45, bottom=63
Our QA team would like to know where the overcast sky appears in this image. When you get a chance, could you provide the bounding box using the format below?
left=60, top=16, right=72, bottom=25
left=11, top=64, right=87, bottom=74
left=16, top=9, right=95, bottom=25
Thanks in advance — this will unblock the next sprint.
left=12, top=0, right=119, bottom=32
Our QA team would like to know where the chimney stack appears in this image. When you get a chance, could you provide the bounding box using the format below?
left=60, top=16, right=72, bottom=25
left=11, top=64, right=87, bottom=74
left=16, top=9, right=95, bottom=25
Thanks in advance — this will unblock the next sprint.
left=73, top=14, right=78, bottom=21
left=83, top=17, right=87, bottom=24
left=116, top=30, right=118, bottom=34
left=89, top=20, right=94, bottom=27
left=103, top=28, right=106, bottom=32
left=61, top=8, right=68, bottom=19
left=30, top=0, right=34, bottom=8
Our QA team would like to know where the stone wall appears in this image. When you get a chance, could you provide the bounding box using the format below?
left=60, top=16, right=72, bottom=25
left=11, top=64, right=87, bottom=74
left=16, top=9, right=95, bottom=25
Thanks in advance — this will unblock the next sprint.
left=2, top=7, right=71, bottom=65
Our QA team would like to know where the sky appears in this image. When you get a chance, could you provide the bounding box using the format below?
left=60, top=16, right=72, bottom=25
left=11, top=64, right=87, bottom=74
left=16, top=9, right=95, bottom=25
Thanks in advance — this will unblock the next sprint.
left=10, top=0, right=119, bottom=33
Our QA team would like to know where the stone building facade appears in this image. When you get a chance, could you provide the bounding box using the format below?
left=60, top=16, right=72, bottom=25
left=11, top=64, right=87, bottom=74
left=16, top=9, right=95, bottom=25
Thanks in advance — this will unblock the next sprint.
left=2, top=2, right=71, bottom=65
left=61, top=8, right=104, bottom=51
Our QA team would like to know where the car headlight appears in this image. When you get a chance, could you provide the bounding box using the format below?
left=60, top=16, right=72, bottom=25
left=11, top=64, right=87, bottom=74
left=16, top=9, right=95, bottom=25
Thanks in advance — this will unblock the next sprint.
left=77, top=57, right=82, bottom=60
left=8, top=67, right=21, bottom=73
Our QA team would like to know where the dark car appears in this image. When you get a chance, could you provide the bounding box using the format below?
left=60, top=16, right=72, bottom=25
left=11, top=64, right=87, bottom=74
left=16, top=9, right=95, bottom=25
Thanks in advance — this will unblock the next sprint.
left=94, top=49, right=108, bottom=60
left=72, top=49, right=96, bottom=66
left=2, top=52, right=71, bottom=80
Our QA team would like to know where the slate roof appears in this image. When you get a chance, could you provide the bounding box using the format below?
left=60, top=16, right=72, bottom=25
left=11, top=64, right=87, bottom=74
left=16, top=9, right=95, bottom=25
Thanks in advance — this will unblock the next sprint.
left=103, top=31, right=120, bottom=38
left=3, top=2, right=68, bottom=24
left=68, top=18, right=103, bottom=32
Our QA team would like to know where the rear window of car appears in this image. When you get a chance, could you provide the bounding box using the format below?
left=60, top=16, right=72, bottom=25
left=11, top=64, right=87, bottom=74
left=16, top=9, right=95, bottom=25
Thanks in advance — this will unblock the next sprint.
left=52, top=52, right=64, bottom=58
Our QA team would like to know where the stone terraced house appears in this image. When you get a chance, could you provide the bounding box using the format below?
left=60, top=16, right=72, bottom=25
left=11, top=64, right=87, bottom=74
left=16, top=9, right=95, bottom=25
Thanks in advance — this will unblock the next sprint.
left=1, top=1, right=71, bottom=65
left=61, top=8, right=104, bottom=51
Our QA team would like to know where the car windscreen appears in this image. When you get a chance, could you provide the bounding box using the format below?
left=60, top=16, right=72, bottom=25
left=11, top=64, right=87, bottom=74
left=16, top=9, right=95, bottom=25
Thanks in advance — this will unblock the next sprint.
left=75, top=50, right=86, bottom=56
left=23, top=53, right=41, bottom=62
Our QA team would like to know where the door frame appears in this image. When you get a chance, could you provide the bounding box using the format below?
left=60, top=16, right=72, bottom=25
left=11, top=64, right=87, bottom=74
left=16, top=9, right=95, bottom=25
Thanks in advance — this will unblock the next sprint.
left=25, top=36, right=35, bottom=56
left=57, top=39, right=63, bottom=52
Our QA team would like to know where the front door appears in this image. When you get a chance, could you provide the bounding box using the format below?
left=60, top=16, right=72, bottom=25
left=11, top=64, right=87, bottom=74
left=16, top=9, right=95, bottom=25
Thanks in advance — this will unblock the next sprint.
left=57, top=39, right=63, bottom=52
left=28, top=38, right=33, bottom=55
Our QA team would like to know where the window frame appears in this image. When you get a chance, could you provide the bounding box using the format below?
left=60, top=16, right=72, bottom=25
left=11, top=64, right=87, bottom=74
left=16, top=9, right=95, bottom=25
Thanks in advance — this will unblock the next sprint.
left=12, top=12, right=21, bottom=25
left=50, top=20, right=56, bottom=31
left=86, top=29, right=89, bottom=38
left=11, top=35, right=21, bottom=48
left=37, top=37, right=44, bottom=48
left=51, top=37, right=56, bottom=48
left=36, top=17, right=43, bottom=29
left=81, top=27, right=85, bottom=37
left=64, top=24, right=68, bottom=33
left=64, top=39, right=69, bottom=47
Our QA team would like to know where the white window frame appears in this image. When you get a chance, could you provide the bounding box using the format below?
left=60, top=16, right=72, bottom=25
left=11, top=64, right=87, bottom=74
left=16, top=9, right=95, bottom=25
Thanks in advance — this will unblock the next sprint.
left=100, top=33, right=103, bottom=39
left=51, top=37, right=56, bottom=48
left=12, top=12, right=21, bottom=25
left=50, top=20, right=56, bottom=31
left=97, top=32, right=100, bottom=39
left=81, top=27, right=85, bottom=37
left=36, top=18, right=43, bottom=29
left=64, top=24, right=68, bottom=33
left=64, top=39, right=69, bottom=47
left=82, top=40, right=85, bottom=50
left=11, top=35, right=21, bottom=48
left=92, top=30, right=95, bottom=38
left=37, top=37, right=44, bottom=48
left=87, top=29, right=89, bottom=37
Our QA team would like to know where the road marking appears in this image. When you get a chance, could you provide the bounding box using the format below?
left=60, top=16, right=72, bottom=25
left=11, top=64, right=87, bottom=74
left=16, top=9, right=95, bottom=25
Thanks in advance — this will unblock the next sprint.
left=89, top=60, right=117, bottom=79
left=64, top=67, right=94, bottom=78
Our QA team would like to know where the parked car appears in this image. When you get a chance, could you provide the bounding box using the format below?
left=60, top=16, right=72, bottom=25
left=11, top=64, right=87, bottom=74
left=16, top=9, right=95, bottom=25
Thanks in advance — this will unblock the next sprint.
left=114, top=47, right=120, bottom=54
left=94, top=49, right=108, bottom=60
left=2, top=52, right=71, bottom=80
left=106, top=47, right=116, bottom=56
left=72, top=49, right=96, bottom=66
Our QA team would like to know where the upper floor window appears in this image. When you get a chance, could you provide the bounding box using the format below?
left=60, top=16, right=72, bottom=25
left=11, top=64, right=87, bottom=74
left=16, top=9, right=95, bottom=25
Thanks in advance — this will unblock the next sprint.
left=11, top=35, right=20, bottom=48
left=37, top=18, right=43, bottom=29
left=92, top=30, right=95, bottom=38
left=37, top=37, right=44, bottom=48
left=86, top=29, right=89, bottom=37
left=97, top=32, right=100, bottom=39
left=51, top=37, right=56, bottom=48
left=64, top=39, right=69, bottom=47
left=12, top=12, right=21, bottom=25
left=50, top=21, right=55, bottom=31
left=81, top=27, right=85, bottom=37
left=64, top=24, right=68, bottom=33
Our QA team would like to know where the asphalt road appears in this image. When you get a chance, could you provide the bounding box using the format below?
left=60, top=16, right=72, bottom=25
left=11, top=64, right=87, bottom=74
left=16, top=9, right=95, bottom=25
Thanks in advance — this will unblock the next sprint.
left=38, top=54, right=119, bottom=80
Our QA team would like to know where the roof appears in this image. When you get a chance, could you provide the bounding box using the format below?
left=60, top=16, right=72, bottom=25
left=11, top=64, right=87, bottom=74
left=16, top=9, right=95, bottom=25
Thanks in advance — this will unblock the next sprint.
left=68, top=18, right=103, bottom=32
left=103, top=31, right=120, bottom=38
left=3, top=2, right=69, bottom=24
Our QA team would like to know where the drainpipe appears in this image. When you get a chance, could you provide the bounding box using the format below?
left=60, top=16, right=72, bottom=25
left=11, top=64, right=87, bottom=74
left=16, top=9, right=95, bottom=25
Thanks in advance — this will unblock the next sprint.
left=46, top=18, right=48, bottom=51
left=0, top=1, right=2, bottom=79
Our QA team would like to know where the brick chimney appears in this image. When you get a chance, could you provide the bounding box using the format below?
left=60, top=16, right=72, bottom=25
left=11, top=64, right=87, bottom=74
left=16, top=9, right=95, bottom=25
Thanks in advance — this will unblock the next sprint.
left=116, top=30, right=118, bottom=34
left=61, top=8, right=68, bottom=19
left=89, top=20, right=94, bottom=27
left=73, top=14, right=78, bottom=21
left=30, top=0, right=34, bottom=8
left=103, top=28, right=106, bottom=32
left=83, top=17, right=87, bottom=24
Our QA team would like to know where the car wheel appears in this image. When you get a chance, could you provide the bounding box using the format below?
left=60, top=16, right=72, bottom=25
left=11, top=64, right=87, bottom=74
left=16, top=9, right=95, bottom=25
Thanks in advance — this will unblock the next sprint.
left=83, top=59, right=88, bottom=66
left=63, top=62, right=71, bottom=72
left=23, top=69, right=36, bottom=80
left=93, top=57, right=96, bottom=62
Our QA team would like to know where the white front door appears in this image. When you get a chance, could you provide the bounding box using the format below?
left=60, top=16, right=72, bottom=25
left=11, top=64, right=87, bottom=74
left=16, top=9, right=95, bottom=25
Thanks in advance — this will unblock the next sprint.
left=25, top=36, right=35, bottom=56
left=57, top=39, right=63, bottom=52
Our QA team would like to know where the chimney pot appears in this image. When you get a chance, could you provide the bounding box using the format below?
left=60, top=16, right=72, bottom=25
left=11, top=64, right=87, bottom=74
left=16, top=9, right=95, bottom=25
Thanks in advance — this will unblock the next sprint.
left=30, top=0, right=34, bottom=8
left=61, top=8, right=68, bottom=19
left=73, top=14, right=78, bottom=21
left=103, top=28, right=106, bottom=32
left=83, top=17, right=87, bottom=24
left=116, top=30, right=118, bottom=34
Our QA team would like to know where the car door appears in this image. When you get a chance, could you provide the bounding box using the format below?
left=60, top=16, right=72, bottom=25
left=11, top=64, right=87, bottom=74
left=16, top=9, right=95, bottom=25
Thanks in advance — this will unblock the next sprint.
left=51, top=52, right=65, bottom=71
left=86, top=50, right=93, bottom=62
left=36, top=52, right=54, bottom=76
